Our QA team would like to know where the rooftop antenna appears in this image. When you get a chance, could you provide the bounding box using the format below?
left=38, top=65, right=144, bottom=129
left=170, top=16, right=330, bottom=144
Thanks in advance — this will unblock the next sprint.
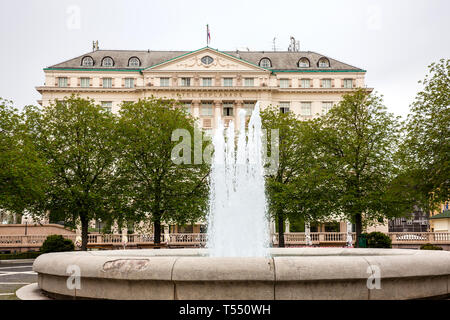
left=92, top=40, right=99, bottom=51
left=272, top=37, right=277, bottom=51
left=288, top=36, right=300, bottom=52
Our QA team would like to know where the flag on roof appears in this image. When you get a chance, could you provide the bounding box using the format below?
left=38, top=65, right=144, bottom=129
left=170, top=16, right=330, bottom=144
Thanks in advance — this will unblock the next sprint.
left=207, top=24, right=211, bottom=46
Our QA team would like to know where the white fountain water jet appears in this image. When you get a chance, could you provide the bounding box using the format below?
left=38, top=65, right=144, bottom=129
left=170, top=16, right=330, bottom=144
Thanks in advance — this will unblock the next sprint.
left=207, top=102, right=269, bottom=257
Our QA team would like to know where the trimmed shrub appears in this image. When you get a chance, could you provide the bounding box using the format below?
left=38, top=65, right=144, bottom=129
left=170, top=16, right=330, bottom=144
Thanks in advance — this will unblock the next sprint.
left=420, top=243, right=443, bottom=250
left=0, top=251, right=42, bottom=260
left=365, top=231, right=392, bottom=248
left=40, top=235, right=75, bottom=253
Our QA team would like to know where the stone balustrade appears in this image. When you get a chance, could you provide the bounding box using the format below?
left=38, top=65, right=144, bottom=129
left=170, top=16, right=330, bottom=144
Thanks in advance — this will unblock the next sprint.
left=1, top=232, right=450, bottom=251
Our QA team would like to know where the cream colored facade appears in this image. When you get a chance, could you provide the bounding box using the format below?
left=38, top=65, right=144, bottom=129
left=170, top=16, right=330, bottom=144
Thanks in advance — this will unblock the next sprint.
left=37, top=46, right=370, bottom=235
left=37, top=47, right=367, bottom=126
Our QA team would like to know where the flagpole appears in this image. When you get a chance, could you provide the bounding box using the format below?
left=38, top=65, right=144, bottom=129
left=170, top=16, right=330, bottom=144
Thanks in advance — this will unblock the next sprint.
left=206, top=24, right=209, bottom=47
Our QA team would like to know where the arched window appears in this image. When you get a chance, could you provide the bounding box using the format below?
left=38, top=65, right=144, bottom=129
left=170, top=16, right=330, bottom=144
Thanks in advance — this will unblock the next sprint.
left=81, top=56, right=94, bottom=67
left=128, top=57, right=140, bottom=67
left=318, top=57, right=330, bottom=68
left=101, top=57, right=114, bottom=67
left=298, top=57, right=310, bottom=68
left=259, top=58, right=272, bottom=68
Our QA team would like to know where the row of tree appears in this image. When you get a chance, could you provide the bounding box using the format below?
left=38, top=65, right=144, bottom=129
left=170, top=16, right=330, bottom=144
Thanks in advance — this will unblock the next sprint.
left=0, top=96, right=209, bottom=250
left=0, top=59, right=448, bottom=249
left=263, top=59, right=449, bottom=245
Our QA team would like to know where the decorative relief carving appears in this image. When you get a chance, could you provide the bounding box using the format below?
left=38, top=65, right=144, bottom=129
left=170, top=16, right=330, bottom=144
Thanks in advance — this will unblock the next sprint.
left=175, top=55, right=241, bottom=70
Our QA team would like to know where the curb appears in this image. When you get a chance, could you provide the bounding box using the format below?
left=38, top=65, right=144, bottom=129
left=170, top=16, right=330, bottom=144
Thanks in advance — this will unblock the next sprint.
left=0, top=259, right=35, bottom=265
left=16, top=283, right=51, bottom=300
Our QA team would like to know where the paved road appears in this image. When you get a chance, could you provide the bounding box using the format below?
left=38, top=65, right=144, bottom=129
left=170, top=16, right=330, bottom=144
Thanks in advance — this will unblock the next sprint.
left=0, top=262, right=37, bottom=300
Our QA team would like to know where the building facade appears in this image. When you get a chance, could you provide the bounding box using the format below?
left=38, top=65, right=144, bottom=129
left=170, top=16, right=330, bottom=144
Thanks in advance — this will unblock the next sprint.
left=37, top=46, right=367, bottom=124
left=37, top=46, right=370, bottom=234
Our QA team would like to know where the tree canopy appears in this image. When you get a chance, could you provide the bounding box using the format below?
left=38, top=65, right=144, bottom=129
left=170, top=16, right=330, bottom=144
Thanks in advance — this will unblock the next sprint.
left=116, top=98, right=210, bottom=244
left=314, top=89, right=406, bottom=245
left=0, top=98, right=49, bottom=220
left=24, top=95, right=120, bottom=250
left=399, top=59, right=450, bottom=212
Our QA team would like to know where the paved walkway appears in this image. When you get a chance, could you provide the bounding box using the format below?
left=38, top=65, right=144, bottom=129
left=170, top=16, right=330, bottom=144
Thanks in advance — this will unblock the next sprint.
left=0, top=261, right=36, bottom=300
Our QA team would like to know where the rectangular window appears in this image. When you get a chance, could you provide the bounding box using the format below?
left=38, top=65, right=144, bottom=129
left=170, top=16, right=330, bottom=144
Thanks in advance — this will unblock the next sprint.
left=125, top=78, right=134, bottom=88
left=244, top=78, right=254, bottom=86
left=300, top=102, right=312, bottom=116
left=80, top=77, right=90, bottom=88
left=279, top=79, right=289, bottom=88
left=183, top=102, right=191, bottom=114
left=223, top=103, right=234, bottom=117
left=322, top=102, right=333, bottom=115
left=160, top=78, right=170, bottom=87
left=223, top=78, right=233, bottom=87
left=343, top=79, right=353, bottom=88
left=181, top=78, right=191, bottom=87
left=322, top=79, right=331, bottom=88
left=201, top=103, right=213, bottom=116
left=101, top=101, right=112, bottom=112
left=103, top=78, right=112, bottom=88
left=244, top=102, right=254, bottom=116
left=202, top=78, right=212, bottom=87
left=300, top=79, right=310, bottom=88
left=279, top=102, right=290, bottom=114
left=57, top=77, right=68, bottom=87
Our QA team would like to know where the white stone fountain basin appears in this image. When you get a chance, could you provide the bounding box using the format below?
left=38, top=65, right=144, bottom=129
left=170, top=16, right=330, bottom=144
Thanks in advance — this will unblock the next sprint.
left=33, top=248, right=450, bottom=300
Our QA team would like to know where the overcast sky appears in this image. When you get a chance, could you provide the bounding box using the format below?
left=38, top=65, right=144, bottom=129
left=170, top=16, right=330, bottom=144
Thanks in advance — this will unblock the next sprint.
left=0, top=0, right=448, bottom=118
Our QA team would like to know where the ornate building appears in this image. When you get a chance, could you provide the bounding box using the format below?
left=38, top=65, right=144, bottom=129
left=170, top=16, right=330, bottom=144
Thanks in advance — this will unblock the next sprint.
left=37, top=46, right=370, bottom=235
left=37, top=46, right=367, bottom=129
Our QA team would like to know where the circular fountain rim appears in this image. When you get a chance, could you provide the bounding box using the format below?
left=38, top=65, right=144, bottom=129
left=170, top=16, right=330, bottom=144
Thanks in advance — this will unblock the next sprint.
left=33, top=248, right=450, bottom=300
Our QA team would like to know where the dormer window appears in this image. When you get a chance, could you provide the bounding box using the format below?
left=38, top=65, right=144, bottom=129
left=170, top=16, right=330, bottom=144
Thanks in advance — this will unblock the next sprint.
left=81, top=56, right=94, bottom=67
left=259, top=58, right=272, bottom=68
left=128, top=57, right=140, bottom=67
left=298, top=58, right=310, bottom=68
left=318, top=57, right=330, bottom=68
left=101, top=57, right=114, bottom=67
left=201, top=56, right=214, bottom=65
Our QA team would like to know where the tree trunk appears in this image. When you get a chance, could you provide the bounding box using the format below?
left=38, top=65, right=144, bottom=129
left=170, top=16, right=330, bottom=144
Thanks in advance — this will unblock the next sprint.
left=277, top=213, right=285, bottom=248
left=80, top=214, right=88, bottom=251
left=354, top=213, right=362, bottom=248
left=154, top=219, right=161, bottom=245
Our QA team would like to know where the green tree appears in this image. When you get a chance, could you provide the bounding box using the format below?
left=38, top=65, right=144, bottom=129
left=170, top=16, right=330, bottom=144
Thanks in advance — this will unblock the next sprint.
left=261, top=106, right=330, bottom=247
left=0, top=98, right=49, bottom=220
left=315, top=89, right=404, bottom=246
left=400, top=59, right=449, bottom=212
left=116, top=98, right=209, bottom=244
left=25, top=95, right=119, bottom=250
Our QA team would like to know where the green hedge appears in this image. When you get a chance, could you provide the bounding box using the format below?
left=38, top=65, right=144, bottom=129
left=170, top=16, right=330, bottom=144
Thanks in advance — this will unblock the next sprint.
left=362, top=231, right=392, bottom=248
left=0, top=251, right=42, bottom=260
left=420, top=243, right=443, bottom=250
left=40, top=235, right=75, bottom=253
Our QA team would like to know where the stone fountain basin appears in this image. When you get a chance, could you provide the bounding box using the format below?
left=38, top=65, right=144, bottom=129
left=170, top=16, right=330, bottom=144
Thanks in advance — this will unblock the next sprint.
left=33, top=248, right=450, bottom=300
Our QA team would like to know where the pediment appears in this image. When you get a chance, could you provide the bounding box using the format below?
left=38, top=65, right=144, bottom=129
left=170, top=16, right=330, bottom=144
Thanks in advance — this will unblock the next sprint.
left=145, top=48, right=267, bottom=72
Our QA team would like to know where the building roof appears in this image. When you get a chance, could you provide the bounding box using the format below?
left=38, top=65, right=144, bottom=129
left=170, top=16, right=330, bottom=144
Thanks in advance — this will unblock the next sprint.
left=430, top=210, right=450, bottom=220
left=46, top=47, right=365, bottom=72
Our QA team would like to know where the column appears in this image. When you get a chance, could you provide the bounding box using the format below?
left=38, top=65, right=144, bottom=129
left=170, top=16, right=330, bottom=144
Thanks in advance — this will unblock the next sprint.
left=235, top=100, right=243, bottom=130
left=192, top=100, right=200, bottom=117
left=75, top=220, right=82, bottom=249
left=164, top=225, right=170, bottom=244
left=346, top=221, right=353, bottom=247
left=269, top=218, right=276, bottom=247
left=121, top=227, right=128, bottom=248
left=305, top=221, right=312, bottom=246
left=214, top=100, right=222, bottom=128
